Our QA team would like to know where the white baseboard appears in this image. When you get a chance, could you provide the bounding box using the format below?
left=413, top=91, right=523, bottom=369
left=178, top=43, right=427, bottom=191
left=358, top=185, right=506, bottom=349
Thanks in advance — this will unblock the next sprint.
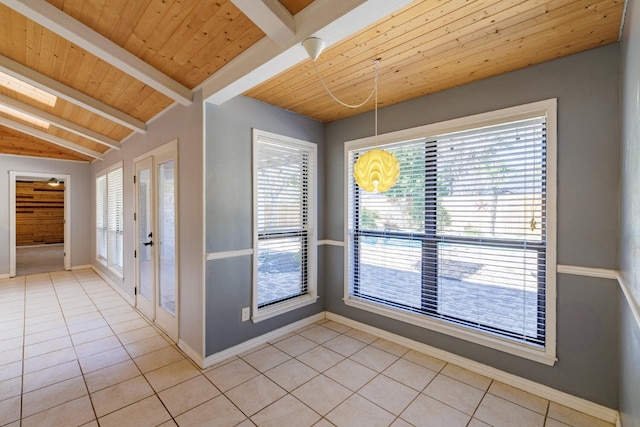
left=202, top=312, right=325, bottom=369
left=179, top=339, right=204, bottom=367
left=0, top=273, right=10, bottom=279
left=71, top=264, right=92, bottom=271
left=91, top=265, right=134, bottom=306
left=325, top=312, right=619, bottom=425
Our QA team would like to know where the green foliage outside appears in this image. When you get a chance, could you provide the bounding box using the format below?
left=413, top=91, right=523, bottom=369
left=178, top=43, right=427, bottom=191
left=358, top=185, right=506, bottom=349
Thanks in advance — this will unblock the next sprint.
left=376, top=141, right=510, bottom=236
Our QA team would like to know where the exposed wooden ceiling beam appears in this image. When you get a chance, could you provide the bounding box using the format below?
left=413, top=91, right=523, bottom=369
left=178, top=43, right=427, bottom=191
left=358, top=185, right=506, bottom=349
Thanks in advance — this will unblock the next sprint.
left=231, top=0, right=295, bottom=46
left=0, top=116, right=103, bottom=160
left=0, top=94, right=120, bottom=150
left=201, top=0, right=412, bottom=106
left=0, top=55, right=146, bottom=134
left=1, top=0, right=193, bottom=106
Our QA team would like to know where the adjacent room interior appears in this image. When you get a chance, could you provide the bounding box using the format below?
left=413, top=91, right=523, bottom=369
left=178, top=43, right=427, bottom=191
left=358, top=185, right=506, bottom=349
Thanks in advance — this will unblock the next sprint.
left=0, top=1, right=639, bottom=426
left=14, top=178, right=65, bottom=275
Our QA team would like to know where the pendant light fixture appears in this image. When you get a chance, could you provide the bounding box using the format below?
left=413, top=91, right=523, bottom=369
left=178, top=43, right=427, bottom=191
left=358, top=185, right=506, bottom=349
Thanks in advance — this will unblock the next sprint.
left=302, top=37, right=399, bottom=193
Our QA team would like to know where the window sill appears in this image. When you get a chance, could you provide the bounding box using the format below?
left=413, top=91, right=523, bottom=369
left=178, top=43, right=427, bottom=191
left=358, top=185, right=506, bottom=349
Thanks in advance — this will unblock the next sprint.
left=253, top=294, right=319, bottom=323
left=344, top=296, right=556, bottom=366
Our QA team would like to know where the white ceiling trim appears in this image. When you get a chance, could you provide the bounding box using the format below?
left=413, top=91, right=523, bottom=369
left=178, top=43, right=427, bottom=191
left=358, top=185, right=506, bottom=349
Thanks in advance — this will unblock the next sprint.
left=0, top=55, right=146, bottom=134
left=1, top=0, right=193, bottom=106
left=0, top=94, right=120, bottom=150
left=231, top=0, right=295, bottom=46
left=0, top=116, right=103, bottom=160
left=201, top=0, right=412, bottom=106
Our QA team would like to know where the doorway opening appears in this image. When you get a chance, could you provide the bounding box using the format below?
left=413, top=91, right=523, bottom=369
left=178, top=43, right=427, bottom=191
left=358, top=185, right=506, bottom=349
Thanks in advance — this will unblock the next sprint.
left=9, top=172, right=71, bottom=277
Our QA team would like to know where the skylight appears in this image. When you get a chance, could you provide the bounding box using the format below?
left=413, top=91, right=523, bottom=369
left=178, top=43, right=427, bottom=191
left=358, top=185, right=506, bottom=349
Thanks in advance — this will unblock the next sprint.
left=0, top=71, right=57, bottom=107
left=0, top=104, right=50, bottom=129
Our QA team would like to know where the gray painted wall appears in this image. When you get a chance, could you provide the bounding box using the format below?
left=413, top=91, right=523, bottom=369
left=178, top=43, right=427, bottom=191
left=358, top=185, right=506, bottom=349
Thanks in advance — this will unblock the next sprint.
left=205, top=96, right=325, bottom=356
left=324, top=44, right=620, bottom=407
left=0, top=155, right=92, bottom=275
left=90, top=91, right=204, bottom=356
left=619, top=0, right=640, bottom=424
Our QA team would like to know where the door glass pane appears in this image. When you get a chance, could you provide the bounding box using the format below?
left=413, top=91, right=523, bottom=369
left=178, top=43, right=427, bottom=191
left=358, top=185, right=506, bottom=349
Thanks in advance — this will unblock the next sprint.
left=158, top=160, right=176, bottom=315
left=138, top=168, right=152, bottom=300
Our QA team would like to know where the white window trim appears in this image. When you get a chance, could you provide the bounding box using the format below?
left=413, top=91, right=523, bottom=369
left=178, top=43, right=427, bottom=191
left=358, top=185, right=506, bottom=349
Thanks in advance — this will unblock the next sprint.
left=96, top=174, right=108, bottom=266
left=252, top=129, right=318, bottom=323
left=343, top=99, right=557, bottom=365
left=96, top=160, right=124, bottom=279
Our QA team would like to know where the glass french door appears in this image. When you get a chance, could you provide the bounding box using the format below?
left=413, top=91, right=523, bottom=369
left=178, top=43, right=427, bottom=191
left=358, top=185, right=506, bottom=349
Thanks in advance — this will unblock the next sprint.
left=134, top=144, right=178, bottom=341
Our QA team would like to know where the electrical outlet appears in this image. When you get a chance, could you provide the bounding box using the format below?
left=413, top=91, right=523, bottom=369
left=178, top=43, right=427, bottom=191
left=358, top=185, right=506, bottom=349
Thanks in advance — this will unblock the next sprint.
left=241, top=307, right=250, bottom=322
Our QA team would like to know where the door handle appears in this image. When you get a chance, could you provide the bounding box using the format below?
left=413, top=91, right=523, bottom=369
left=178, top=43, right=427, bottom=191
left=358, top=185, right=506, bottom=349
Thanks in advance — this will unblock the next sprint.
left=143, top=240, right=153, bottom=247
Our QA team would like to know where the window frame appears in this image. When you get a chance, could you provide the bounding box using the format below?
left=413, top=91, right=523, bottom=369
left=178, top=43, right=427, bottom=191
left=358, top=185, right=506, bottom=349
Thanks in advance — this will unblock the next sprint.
left=96, top=174, right=107, bottom=264
left=343, top=99, right=557, bottom=365
left=252, top=129, right=318, bottom=323
left=96, top=161, right=124, bottom=278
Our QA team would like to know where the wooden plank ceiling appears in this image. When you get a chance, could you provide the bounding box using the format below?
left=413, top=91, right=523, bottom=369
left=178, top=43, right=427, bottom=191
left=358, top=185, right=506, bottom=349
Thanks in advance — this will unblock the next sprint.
left=246, top=0, right=624, bottom=122
left=0, top=0, right=625, bottom=162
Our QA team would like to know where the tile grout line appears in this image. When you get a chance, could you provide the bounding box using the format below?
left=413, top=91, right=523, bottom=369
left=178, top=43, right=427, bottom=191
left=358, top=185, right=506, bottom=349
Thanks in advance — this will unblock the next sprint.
left=239, top=329, right=347, bottom=425
left=4, top=271, right=611, bottom=427
left=232, top=323, right=437, bottom=426
left=468, top=378, right=493, bottom=426
left=18, top=270, right=147, bottom=423
left=50, top=271, right=101, bottom=425
left=221, top=325, right=345, bottom=424
left=72, top=269, right=205, bottom=425
left=72, top=269, right=159, bottom=424
left=19, top=274, right=26, bottom=426
left=256, top=324, right=535, bottom=427
left=383, top=350, right=445, bottom=427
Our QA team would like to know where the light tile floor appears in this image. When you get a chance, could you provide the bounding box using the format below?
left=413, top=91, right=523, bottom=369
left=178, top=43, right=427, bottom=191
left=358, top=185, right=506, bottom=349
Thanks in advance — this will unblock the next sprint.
left=0, top=270, right=614, bottom=427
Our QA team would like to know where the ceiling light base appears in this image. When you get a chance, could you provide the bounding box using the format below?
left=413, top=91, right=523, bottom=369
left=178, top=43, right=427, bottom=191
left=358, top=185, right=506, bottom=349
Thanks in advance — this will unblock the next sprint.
left=302, top=37, right=326, bottom=61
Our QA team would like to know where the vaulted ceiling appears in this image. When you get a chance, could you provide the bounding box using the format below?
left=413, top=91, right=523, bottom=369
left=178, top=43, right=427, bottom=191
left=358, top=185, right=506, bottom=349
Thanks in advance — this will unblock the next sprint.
left=0, top=0, right=626, bottom=162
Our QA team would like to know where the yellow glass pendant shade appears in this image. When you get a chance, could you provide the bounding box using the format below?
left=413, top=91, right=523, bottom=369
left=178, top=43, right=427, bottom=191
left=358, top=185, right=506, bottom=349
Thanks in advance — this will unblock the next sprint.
left=353, top=148, right=400, bottom=192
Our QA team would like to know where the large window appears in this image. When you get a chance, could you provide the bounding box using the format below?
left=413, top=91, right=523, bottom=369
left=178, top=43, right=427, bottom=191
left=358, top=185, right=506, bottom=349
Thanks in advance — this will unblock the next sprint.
left=253, top=129, right=317, bottom=322
left=96, top=162, right=124, bottom=276
left=345, top=100, right=556, bottom=364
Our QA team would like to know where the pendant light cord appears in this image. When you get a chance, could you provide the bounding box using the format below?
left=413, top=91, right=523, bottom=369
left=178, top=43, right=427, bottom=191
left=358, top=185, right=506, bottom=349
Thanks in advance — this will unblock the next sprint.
left=312, top=59, right=379, bottom=109
left=374, top=60, right=378, bottom=140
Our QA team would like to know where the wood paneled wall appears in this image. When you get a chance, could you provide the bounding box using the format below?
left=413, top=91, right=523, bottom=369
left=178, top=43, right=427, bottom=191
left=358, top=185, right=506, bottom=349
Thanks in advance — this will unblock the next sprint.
left=16, top=181, right=65, bottom=246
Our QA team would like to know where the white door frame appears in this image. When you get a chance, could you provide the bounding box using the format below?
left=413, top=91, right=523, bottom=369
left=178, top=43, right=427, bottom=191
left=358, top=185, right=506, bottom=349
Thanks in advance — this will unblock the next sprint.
left=9, top=171, right=71, bottom=277
left=134, top=139, right=179, bottom=341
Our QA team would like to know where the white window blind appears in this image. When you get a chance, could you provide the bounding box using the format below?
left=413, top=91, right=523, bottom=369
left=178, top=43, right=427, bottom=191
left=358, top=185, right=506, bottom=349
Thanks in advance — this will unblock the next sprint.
left=107, top=167, right=124, bottom=274
left=347, top=115, right=549, bottom=348
left=96, top=163, right=124, bottom=276
left=253, top=130, right=317, bottom=317
left=96, top=174, right=107, bottom=261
